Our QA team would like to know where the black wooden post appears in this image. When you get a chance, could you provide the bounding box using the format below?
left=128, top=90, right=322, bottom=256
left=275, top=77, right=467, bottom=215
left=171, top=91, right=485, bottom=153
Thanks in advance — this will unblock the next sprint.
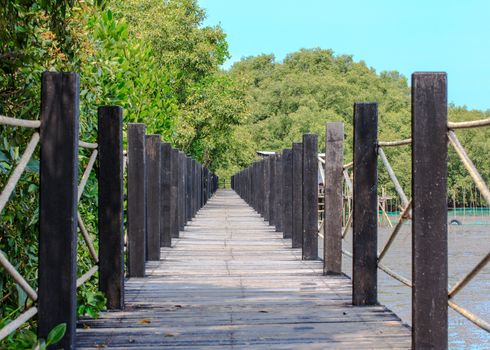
left=352, top=103, right=378, bottom=305
left=275, top=154, right=283, bottom=232
left=191, top=159, right=197, bottom=217
left=98, top=106, right=124, bottom=310
left=412, top=72, right=448, bottom=349
left=160, top=142, right=172, bottom=247
left=292, top=142, right=303, bottom=248
left=145, top=135, right=161, bottom=261
left=282, top=149, right=293, bottom=239
left=264, top=157, right=271, bottom=222
left=302, top=134, right=318, bottom=260
left=269, top=155, right=276, bottom=226
left=39, top=71, right=79, bottom=349
left=127, top=123, right=147, bottom=277
left=324, top=122, right=344, bottom=275
left=177, top=151, right=188, bottom=231
left=186, top=157, right=192, bottom=221
left=170, top=148, right=179, bottom=238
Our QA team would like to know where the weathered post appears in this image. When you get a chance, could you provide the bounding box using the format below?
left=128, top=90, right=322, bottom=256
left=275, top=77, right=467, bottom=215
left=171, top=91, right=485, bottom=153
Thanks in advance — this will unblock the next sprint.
left=412, top=72, right=448, bottom=349
left=282, top=149, right=293, bottom=239
left=160, top=142, right=172, bottom=247
left=127, top=123, right=146, bottom=277
left=39, top=72, right=79, bottom=349
left=275, top=154, right=283, bottom=232
left=269, top=154, right=276, bottom=226
left=185, top=157, right=192, bottom=222
left=352, top=102, right=378, bottom=305
left=170, top=148, right=179, bottom=238
left=302, top=134, right=318, bottom=260
left=324, top=122, right=344, bottom=275
left=179, top=152, right=186, bottom=230
left=98, top=106, right=124, bottom=310
left=292, top=142, right=303, bottom=248
left=145, top=135, right=161, bottom=261
left=264, top=157, right=271, bottom=222
left=191, top=159, right=197, bottom=217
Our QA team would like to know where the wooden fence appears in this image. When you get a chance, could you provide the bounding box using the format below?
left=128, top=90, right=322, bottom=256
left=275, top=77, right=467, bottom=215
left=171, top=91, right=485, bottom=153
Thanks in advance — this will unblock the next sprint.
left=0, top=71, right=218, bottom=349
left=231, top=72, right=489, bottom=349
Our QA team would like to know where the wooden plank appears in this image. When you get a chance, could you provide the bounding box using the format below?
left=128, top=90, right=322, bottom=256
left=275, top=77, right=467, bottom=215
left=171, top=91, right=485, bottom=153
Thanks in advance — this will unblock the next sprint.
left=324, top=122, right=344, bottom=275
left=77, top=190, right=410, bottom=349
left=412, top=72, right=448, bottom=349
left=352, top=103, right=378, bottom=306
left=127, top=123, right=146, bottom=277
left=98, top=106, right=124, bottom=309
left=302, top=134, right=318, bottom=260
left=39, top=71, right=79, bottom=349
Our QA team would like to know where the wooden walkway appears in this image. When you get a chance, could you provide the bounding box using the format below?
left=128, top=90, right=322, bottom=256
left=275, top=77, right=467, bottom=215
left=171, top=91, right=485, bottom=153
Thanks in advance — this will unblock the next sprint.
left=76, top=190, right=411, bottom=349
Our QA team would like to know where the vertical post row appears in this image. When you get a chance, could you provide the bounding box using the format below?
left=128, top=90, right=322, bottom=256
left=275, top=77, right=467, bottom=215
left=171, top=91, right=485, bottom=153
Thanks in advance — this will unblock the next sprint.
left=292, top=142, right=303, bottom=249
left=146, top=135, right=161, bottom=261
left=302, top=134, right=318, bottom=260
left=127, top=123, right=146, bottom=277
left=170, top=149, right=179, bottom=238
left=282, top=149, right=293, bottom=239
left=39, top=72, right=79, bottom=349
left=98, top=106, right=124, bottom=310
left=324, top=122, right=344, bottom=275
left=412, top=73, right=448, bottom=349
left=160, top=143, right=172, bottom=247
left=352, top=103, right=378, bottom=305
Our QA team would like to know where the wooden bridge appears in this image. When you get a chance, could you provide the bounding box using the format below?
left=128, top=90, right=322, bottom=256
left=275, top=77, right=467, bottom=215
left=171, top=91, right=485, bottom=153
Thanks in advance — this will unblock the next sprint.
left=76, top=190, right=410, bottom=349
left=1, top=72, right=488, bottom=349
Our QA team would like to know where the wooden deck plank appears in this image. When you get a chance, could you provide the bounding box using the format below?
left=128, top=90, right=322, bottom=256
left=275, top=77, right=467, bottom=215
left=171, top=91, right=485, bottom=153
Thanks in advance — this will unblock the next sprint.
left=77, top=189, right=410, bottom=349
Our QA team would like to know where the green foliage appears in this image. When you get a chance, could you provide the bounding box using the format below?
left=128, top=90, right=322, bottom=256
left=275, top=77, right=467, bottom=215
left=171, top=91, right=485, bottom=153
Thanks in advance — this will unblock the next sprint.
left=229, top=48, right=490, bottom=199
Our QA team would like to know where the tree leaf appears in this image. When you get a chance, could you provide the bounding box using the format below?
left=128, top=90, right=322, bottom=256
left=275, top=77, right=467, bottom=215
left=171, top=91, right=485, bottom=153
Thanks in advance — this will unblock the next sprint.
left=46, top=323, right=66, bottom=346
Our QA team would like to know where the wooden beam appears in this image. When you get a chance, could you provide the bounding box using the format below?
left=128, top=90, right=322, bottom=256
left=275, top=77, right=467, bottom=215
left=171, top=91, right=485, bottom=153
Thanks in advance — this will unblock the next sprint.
left=302, top=134, right=318, bottom=260
left=292, top=142, right=303, bottom=249
left=282, top=149, right=293, bottom=239
left=127, top=123, right=147, bottom=277
left=98, top=106, right=124, bottom=309
left=160, top=142, right=172, bottom=247
left=324, top=122, right=344, bottom=275
left=352, top=103, right=378, bottom=305
left=145, top=135, right=161, bottom=261
left=412, top=72, right=448, bottom=349
left=38, top=71, right=79, bottom=349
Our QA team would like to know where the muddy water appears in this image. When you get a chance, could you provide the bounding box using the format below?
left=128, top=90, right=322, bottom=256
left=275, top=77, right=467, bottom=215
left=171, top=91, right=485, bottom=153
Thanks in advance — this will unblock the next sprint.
left=337, top=216, right=490, bottom=349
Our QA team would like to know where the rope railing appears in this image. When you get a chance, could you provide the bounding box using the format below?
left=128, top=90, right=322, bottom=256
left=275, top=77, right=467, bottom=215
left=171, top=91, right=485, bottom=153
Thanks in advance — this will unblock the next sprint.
left=0, top=119, right=41, bottom=340
left=1, top=73, right=219, bottom=349
left=338, top=120, right=490, bottom=333
left=0, top=114, right=101, bottom=340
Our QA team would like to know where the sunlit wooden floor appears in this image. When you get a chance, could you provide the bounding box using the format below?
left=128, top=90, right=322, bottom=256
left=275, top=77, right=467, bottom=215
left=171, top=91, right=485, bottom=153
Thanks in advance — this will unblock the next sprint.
left=76, top=190, right=411, bottom=349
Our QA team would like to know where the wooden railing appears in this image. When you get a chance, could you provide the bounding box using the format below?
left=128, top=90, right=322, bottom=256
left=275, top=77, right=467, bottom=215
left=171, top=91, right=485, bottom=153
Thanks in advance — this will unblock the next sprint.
left=231, top=72, right=489, bottom=349
left=0, top=71, right=218, bottom=348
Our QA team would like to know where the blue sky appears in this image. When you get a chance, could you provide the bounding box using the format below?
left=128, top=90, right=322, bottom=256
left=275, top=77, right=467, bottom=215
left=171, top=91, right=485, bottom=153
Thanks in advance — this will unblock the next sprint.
left=199, top=0, right=490, bottom=111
